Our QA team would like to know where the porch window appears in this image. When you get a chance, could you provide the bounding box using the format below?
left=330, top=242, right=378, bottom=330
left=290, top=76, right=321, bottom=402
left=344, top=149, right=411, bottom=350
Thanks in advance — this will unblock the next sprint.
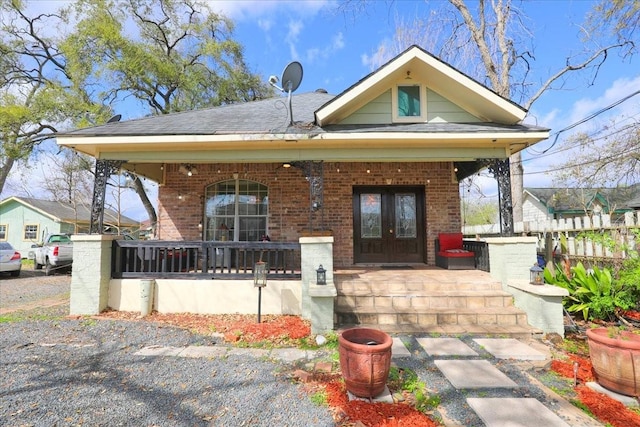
left=204, top=179, right=268, bottom=241
left=392, top=84, right=426, bottom=122
left=24, top=224, right=38, bottom=241
left=0, top=224, right=6, bottom=240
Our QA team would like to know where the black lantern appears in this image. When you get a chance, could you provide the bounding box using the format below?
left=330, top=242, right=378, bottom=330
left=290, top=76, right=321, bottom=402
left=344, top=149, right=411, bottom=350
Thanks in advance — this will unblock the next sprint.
left=530, top=263, right=544, bottom=285
left=254, top=261, right=268, bottom=287
left=316, top=264, right=327, bottom=285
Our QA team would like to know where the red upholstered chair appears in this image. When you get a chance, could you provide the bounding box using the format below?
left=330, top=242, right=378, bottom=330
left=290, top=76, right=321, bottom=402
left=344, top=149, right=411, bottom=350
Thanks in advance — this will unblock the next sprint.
left=435, top=232, right=475, bottom=270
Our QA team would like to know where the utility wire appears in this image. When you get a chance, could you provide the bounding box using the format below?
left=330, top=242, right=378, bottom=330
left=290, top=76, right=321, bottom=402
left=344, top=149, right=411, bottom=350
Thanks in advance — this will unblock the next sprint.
left=523, top=144, right=639, bottom=175
left=518, top=120, right=640, bottom=165
left=525, top=89, right=640, bottom=156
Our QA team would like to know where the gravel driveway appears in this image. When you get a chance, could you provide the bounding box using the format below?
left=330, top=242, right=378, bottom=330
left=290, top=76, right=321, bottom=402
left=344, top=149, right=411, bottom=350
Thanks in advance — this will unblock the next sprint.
left=0, top=271, right=336, bottom=426
left=0, top=269, right=71, bottom=314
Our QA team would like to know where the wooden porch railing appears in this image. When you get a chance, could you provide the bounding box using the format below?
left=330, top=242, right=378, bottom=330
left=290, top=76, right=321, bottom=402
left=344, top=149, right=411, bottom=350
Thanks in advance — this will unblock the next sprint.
left=463, top=240, right=490, bottom=272
left=111, top=240, right=301, bottom=280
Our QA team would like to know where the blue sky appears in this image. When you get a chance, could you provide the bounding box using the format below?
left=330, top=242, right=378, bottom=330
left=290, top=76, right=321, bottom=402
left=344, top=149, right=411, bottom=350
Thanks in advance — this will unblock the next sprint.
left=5, top=0, right=639, bottom=220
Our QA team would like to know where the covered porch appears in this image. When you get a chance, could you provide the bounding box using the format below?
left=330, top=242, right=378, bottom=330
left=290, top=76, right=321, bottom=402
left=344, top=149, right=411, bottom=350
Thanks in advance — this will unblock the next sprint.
left=70, top=234, right=566, bottom=337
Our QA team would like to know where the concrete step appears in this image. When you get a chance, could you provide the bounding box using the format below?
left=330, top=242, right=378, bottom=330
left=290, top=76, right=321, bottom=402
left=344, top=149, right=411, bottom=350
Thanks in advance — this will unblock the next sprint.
left=336, top=291, right=514, bottom=310
left=335, top=305, right=529, bottom=328
left=337, top=323, right=540, bottom=340
left=337, top=280, right=503, bottom=293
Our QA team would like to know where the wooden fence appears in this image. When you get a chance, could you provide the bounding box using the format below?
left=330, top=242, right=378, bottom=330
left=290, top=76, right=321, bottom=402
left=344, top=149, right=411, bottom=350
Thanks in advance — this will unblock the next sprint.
left=463, top=211, right=640, bottom=263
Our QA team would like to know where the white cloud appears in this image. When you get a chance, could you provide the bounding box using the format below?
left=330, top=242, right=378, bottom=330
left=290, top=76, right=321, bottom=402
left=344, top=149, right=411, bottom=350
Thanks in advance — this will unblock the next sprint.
left=286, top=19, right=303, bottom=60
left=565, top=75, right=640, bottom=133
left=361, top=43, right=391, bottom=70
left=303, top=31, right=345, bottom=64
left=258, top=18, right=272, bottom=32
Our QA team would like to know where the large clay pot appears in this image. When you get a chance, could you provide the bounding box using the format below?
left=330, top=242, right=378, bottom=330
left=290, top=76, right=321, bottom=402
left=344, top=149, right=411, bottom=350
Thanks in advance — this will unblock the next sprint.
left=587, top=327, right=640, bottom=397
left=338, top=327, right=393, bottom=398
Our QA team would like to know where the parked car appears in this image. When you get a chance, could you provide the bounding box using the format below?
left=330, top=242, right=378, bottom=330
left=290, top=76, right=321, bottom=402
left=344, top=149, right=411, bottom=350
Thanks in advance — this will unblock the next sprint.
left=0, top=242, right=21, bottom=277
left=33, top=233, right=73, bottom=276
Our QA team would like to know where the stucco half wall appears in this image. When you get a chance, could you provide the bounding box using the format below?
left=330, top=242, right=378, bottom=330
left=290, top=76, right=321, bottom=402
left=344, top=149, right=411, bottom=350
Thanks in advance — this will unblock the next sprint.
left=109, top=279, right=302, bottom=315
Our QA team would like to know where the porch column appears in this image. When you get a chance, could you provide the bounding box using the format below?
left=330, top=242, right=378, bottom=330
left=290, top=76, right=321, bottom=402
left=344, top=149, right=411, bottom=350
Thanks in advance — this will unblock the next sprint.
left=299, top=236, right=336, bottom=334
left=488, top=159, right=514, bottom=236
left=69, top=234, right=117, bottom=315
left=89, top=160, right=123, bottom=234
left=485, top=236, right=538, bottom=289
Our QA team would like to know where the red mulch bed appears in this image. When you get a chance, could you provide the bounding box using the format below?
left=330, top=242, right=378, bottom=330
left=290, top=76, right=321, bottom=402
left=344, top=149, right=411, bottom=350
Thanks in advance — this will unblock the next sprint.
left=324, top=380, right=438, bottom=427
left=550, top=353, right=640, bottom=427
left=94, top=311, right=311, bottom=345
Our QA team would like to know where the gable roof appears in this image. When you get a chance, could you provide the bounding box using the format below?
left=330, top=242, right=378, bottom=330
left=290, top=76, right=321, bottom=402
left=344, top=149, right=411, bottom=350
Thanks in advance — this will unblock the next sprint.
left=0, top=196, right=139, bottom=226
left=55, top=45, right=550, bottom=183
left=316, top=45, right=526, bottom=126
left=524, top=186, right=640, bottom=214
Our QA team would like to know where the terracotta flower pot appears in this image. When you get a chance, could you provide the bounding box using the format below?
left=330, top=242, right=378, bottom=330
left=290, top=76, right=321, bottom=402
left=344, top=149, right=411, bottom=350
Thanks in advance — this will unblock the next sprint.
left=338, top=327, right=393, bottom=398
left=586, top=327, right=640, bottom=397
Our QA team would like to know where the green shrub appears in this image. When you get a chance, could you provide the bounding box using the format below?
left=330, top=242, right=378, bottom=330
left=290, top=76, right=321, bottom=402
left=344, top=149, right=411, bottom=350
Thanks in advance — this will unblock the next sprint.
left=544, top=261, right=634, bottom=321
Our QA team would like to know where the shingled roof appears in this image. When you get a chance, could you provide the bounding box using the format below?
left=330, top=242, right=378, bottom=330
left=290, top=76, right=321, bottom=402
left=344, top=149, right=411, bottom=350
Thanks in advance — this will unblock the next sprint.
left=525, top=185, right=640, bottom=214
left=1, top=196, right=139, bottom=226
left=62, top=92, right=334, bottom=137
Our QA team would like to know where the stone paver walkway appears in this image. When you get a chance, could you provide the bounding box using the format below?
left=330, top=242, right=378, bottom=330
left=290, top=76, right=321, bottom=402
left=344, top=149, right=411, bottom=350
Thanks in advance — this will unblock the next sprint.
left=135, top=337, right=605, bottom=427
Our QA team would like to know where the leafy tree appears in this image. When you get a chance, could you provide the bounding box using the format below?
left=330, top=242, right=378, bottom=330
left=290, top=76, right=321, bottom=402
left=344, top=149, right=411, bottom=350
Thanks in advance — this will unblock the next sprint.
left=589, top=0, right=639, bottom=46
left=1, top=0, right=273, bottom=235
left=0, top=0, right=108, bottom=195
left=63, top=0, right=271, bottom=115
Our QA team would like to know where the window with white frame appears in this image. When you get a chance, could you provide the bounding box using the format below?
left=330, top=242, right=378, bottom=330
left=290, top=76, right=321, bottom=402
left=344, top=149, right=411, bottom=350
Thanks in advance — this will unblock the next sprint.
left=24, top=224, right=38, bottom=240
left=0, top=224, right=6, bottom=240
left=203, top=179, right=268, bottom=242
left=392, top=84, right=427, bottom=122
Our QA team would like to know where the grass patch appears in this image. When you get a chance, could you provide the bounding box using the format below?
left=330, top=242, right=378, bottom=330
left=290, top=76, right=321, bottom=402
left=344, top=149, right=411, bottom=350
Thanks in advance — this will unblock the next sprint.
left=309, top=390, right=328, bottom=406
left=570, top=399, right=595, bottom=417
left=0, top=311, right=64, bottom=323
left=388, top=366, right=441, bottom=414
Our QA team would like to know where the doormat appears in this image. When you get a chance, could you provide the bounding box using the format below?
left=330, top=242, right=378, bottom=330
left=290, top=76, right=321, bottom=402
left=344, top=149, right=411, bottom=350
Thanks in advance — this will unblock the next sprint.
left=380, top=265, right=413, bottom=269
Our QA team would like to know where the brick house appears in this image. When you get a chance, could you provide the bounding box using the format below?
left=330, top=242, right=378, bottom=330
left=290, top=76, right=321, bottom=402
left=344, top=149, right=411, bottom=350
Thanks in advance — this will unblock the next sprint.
left=55, top=46, right=558, bottom=334
left=57, top=45, right=548, bottom=266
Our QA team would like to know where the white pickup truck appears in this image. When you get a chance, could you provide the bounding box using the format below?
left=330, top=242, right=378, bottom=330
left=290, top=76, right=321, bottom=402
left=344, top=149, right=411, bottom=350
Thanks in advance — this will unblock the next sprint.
left=33, top=234, right=73, bottom=275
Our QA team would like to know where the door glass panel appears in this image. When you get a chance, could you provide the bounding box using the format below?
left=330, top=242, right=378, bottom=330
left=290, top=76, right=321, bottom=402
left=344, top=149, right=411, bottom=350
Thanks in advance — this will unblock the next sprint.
left=360, top=193, right=381, bottom=238
left=395, top=193, right=416, bottom=238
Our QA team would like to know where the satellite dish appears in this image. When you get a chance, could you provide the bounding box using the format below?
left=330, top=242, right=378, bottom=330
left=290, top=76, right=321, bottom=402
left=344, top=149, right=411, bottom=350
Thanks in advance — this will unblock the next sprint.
left=107, top=114, right=122, bottom=123
left=281, top=61, right=303, bottom=93
left=268, top=61, right=304, bottom=126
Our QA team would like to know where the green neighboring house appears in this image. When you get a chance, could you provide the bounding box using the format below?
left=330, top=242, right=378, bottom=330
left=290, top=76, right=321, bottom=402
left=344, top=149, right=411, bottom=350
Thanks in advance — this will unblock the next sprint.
left=523, top=185, right=640, bottom=223
left=0, top=196, right=140, bottom=258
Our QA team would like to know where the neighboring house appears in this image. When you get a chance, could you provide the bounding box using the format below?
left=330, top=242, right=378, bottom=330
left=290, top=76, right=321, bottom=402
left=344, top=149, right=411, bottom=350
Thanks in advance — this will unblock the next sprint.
left=0, top=196, right=140, bottom=256
left=523, top=185, right=640, bottom=224
left=56, top=45, right=550, bottom=267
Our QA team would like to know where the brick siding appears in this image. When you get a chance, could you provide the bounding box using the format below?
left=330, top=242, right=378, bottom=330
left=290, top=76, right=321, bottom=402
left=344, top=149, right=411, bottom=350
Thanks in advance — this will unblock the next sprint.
left=158, top=162, right=461, bottom=267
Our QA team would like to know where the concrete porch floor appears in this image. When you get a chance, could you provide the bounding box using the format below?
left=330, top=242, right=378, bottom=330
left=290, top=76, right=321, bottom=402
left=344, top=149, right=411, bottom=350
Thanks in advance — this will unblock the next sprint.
left=334, top=265, right=496, bottom=285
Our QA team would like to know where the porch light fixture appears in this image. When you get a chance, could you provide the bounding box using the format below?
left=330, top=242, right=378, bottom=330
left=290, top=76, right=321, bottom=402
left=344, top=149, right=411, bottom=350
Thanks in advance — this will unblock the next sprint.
left=254, top=261, right=268, bottom=287
left=254, top=261, right=268, bottom=323
left=316, top=264, right=327, bottom=285
left=179, top=164, right=198, bottom=177
left=530, top=263, right=544, bottom=285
